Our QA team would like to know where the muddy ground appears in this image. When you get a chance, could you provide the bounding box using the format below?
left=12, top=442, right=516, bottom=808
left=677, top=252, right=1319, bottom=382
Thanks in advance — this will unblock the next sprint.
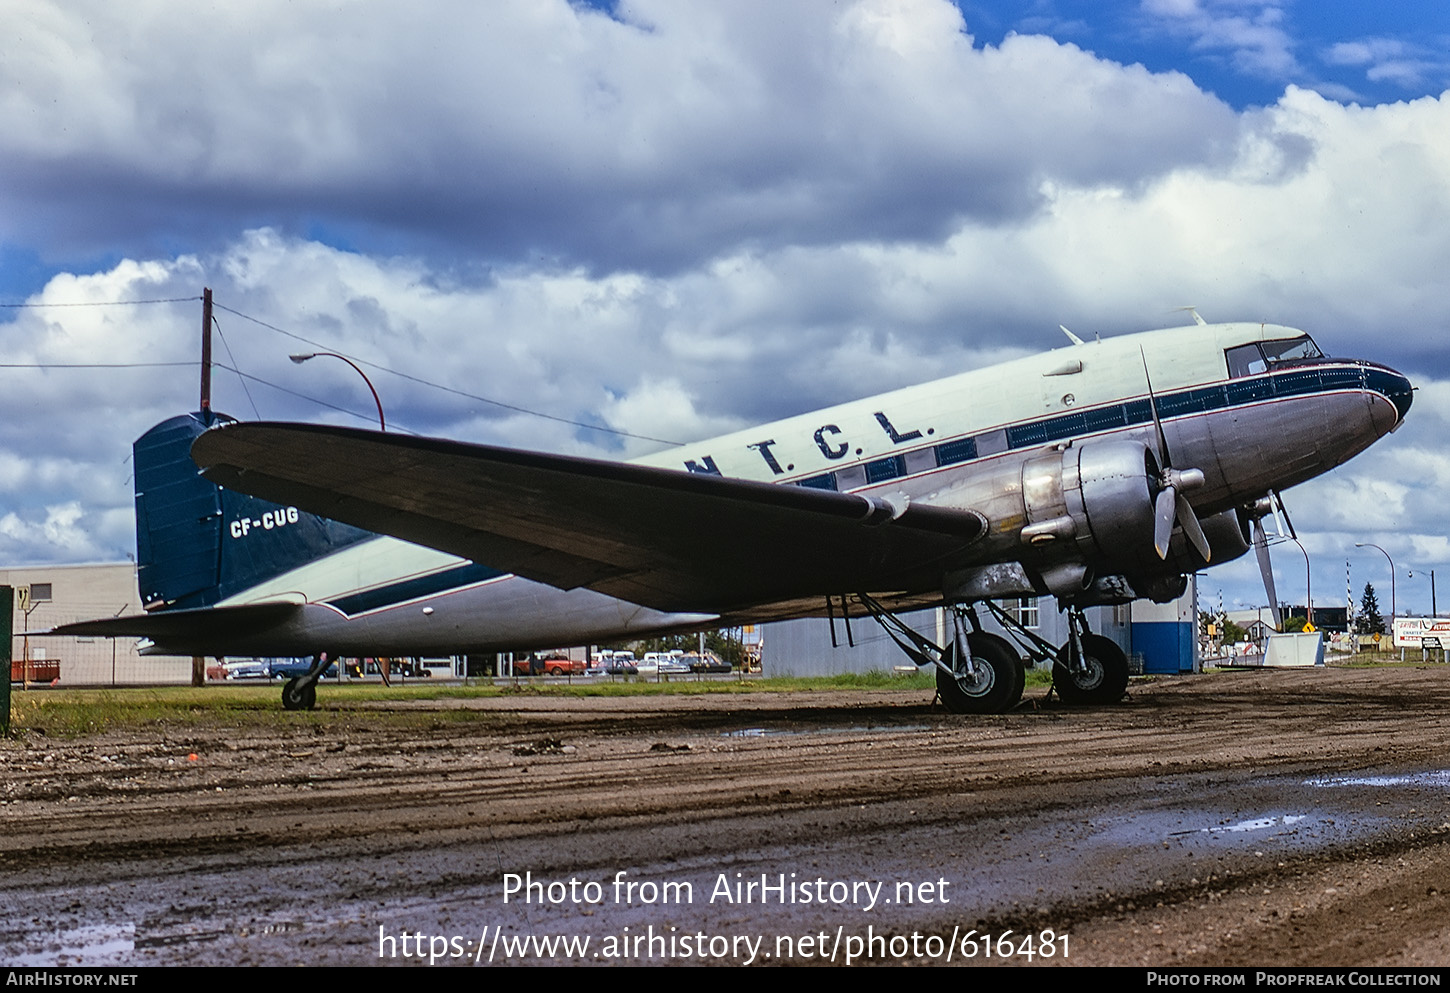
left=3, top=665, right=1450, bottom=967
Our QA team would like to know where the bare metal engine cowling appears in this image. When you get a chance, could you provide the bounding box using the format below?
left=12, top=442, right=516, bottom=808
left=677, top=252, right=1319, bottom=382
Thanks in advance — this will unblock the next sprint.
left=1017, top=439, right=1159, bottom=590
left=938, top=439, right=1251, bottom=604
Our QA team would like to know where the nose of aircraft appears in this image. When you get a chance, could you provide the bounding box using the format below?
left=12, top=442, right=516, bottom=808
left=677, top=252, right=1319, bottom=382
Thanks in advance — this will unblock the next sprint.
left=1364, top=363, right=1413, bottom=432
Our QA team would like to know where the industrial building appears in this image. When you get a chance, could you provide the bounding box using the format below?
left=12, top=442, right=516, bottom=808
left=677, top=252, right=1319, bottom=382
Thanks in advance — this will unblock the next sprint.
left=1, top=562, right=188, bottom=686
left=6, top=560, right=1200, bottom=686
left=762, top=582, right=1199, bottom=677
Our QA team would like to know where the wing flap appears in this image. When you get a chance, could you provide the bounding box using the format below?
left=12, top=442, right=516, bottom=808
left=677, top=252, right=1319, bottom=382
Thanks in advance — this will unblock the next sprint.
left=191, top=422, right=986, bottom=613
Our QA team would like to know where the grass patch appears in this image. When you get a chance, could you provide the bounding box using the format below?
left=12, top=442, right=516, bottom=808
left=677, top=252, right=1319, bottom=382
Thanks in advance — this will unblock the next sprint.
left=4, top=670, right=941, bottom=739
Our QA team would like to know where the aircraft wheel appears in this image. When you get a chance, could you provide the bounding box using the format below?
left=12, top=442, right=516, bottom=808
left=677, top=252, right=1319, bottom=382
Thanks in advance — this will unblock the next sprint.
left=937, top=632, right=1024, bottom=714
left=1053, top=634, right=1129, bottom=705
left=282, top=677, right=316, bottom=711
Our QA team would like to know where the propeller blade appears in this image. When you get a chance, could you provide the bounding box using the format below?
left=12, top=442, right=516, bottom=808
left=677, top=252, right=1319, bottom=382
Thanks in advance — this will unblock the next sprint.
left=1140, top=347, right=1171, bottom=467
left=1154, top=485, right=1176, bottom=558
left=1176, top=495, right=1212, bottom=562
left=1253, top=518, right=1282, bottom=630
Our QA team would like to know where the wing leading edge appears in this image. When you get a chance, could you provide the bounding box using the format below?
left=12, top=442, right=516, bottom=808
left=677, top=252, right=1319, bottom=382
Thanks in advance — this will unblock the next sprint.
left=190, top=422, right=986, bottom=614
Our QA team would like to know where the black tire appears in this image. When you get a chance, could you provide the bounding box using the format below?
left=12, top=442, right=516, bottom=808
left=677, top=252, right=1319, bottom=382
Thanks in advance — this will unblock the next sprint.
left=936, top=632, right=1024, bottom=714
left=1053, top=634, right=1129, bottom=705
left=282, top=677, right=316, bottom=711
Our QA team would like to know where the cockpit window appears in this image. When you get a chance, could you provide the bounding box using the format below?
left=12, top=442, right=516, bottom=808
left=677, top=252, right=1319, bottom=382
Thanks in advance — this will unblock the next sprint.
left=1225, top=335, right=1323, bottom=378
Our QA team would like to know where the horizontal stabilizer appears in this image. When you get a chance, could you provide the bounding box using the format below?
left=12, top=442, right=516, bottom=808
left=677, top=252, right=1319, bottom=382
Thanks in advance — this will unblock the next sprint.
left=47, top=601, right=301, bottom=642
left=191, top=422, right=987, bottom=613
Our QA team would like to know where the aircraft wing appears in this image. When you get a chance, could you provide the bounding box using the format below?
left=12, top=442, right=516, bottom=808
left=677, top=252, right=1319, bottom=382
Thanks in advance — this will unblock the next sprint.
left=190, top=422, right=987, bottom=614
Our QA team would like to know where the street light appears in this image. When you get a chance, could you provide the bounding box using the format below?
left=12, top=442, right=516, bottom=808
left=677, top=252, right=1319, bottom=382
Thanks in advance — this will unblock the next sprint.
left=1289, top=537, right=1311, bottom=630
left=290, top=352, right=385, bottom=431
left=1355, top=542, right=1395, bottom=632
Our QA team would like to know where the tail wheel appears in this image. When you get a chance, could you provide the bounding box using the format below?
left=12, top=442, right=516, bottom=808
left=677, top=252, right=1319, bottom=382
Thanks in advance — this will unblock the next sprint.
left=282, top=677, right=317, bottom=711
left=937, top=632, right=1024, bottom=715
left=1053, top=634, right=1129, bottom=705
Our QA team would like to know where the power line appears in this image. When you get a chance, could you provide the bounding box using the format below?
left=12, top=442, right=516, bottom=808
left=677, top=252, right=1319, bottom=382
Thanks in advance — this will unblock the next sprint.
left=0, top=296, right=200, bottom=308
left=0, top=362, right=195, bottom=369
left=210, top=301, right=680, bottom=446
left=210, top=314, right=260, bottom=420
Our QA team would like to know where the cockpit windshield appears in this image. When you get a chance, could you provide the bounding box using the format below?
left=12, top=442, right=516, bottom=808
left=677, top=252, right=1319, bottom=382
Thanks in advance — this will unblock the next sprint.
left=1225, top=335, right=1323, bottom=378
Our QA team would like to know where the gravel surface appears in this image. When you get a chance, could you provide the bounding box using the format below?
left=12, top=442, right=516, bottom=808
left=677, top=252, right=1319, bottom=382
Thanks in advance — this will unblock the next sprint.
left=3, top=666, right=1449, bottom=967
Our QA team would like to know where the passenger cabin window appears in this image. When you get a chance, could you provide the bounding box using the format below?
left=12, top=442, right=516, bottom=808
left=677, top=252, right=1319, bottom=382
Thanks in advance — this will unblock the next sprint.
left=1225, top=335, right=1322, bottom=378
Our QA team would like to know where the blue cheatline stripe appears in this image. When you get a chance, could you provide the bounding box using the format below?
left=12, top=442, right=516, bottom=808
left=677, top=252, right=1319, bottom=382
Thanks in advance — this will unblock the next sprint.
left=795, top=363, right=1381, bottom=490
left=325, top=561, right=506, bottom=616
left=318, top=364, right=1399, bottom=613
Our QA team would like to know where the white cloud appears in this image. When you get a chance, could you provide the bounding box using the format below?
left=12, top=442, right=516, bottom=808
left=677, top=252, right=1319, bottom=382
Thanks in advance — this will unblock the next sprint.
left=0, top=0, right=1238, bottom=270
left=1141, top=0, right=1300, bottom=80
left=1320, top=36, right=1450, bottom=93
left=0, top=0, right=1446, bottom=626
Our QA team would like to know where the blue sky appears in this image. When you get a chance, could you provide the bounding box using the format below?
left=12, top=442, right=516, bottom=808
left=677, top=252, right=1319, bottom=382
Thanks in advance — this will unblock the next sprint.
left=0, top=0, right=1447, bottom=619
left=959, top=0, right=1450, bottom=108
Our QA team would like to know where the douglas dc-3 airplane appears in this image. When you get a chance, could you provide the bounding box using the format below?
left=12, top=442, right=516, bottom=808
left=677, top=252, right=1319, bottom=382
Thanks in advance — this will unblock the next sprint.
left=55, top=319, right=1412, bottom=713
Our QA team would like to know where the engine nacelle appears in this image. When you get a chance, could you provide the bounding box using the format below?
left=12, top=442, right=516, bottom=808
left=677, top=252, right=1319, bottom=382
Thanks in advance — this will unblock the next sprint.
left=935, top=438, right=1217, bottom=603
left=1164, top=507, right=1252, bottom=572
left=1019, top=438, right=1161, bottom=576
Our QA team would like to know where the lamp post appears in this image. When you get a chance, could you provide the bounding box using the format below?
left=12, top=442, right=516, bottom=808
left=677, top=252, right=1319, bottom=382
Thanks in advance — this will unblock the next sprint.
left=1289, top=537, right=1311, bottom=630
left=290, top=352, right=385, bottom=430
left=1356, top=541, right=1395, bottom=638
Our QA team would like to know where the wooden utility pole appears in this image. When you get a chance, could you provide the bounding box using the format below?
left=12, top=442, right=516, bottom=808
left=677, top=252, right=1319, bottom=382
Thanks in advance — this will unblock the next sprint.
left=199, top=287, right=213, bottom=418
left=195, top=287, right=213, bottom=685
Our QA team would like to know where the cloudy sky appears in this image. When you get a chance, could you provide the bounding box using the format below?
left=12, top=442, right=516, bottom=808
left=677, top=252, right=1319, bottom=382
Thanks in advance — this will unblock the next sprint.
left=2, top=0, right=1448, bottom=620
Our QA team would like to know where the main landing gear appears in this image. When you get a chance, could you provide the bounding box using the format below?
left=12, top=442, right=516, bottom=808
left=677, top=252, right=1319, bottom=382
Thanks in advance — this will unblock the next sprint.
left=1051, top=606, right=1130, bottom=705
left=281, top=653, right=338, bottom=711
left=852, top=595, right=1130, bottom=713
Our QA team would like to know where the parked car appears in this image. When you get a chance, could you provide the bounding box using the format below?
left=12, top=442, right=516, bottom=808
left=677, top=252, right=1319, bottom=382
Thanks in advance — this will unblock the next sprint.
left=690, top=653, right=732, bottom=674
left=223, top=659, right=272, bottom=680
left=510, top=656, right=542, bottom=676
left=658, top=654, right=693, bottom=675
left=593, top=658, right=638, bottom=675
left=268, top=658, right=338, bottom=680
left=536, top=653, right=585, bottom=676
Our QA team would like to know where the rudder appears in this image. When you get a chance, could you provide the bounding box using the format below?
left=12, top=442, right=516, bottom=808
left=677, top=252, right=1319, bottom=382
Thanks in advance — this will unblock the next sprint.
left=135, top=411, right=374, bottom=610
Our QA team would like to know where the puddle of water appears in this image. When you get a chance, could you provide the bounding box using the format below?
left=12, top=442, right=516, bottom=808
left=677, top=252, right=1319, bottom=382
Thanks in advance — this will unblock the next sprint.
left=1306, top=770, right=1450, bottom=789
left=721, top=724, right=930, bottom=738
left=9, top=923, right=135, bottom=966
left=1167, top=814, right=1307, bottom=837
left=1214, top=814, right=1305, bottom=834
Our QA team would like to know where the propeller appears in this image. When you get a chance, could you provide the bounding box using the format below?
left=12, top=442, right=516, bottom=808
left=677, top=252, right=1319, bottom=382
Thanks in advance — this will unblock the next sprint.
left=1252, top=516, right=1283, bottom=631
left=1141, top=349, right=1211, bottom=562
left=1247, top=492, right=1293, bottom=631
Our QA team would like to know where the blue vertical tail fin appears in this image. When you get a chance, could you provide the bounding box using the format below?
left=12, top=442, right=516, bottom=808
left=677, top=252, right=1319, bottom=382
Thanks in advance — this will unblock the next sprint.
left=134, top=412, right=374, bottom=610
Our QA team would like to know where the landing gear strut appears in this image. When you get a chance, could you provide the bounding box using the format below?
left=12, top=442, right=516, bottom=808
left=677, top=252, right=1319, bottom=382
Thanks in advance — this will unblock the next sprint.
left=281, top=653, right=335, bottom=711
left=856, top=595, right=1025, bottom=714
left=1052, top=606, right=1130, bottom=705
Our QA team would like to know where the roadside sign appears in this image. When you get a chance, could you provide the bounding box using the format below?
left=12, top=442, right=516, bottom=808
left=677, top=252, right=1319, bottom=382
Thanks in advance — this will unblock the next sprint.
left=1302, top=621, right=1316, bottom=633
left=16, top=586, right=28, bottom=612
left=1394, top=617, right=1450, bottom=648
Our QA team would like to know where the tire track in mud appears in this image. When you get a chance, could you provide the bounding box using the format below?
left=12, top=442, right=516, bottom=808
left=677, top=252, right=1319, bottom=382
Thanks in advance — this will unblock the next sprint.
left=4, top=666, right=1450, bottom=965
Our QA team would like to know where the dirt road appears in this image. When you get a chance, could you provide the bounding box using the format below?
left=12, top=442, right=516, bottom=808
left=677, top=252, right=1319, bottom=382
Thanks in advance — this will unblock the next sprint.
left=3, top=666, right=1450, bottom=967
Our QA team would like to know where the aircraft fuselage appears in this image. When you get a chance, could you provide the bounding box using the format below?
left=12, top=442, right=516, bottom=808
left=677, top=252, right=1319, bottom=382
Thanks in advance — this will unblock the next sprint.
left=153, top=322, right=1413, bottom=656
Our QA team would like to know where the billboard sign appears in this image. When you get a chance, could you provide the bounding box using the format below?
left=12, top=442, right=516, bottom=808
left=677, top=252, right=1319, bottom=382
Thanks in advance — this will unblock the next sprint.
left=1392, top=617, right=1450, bottom=648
